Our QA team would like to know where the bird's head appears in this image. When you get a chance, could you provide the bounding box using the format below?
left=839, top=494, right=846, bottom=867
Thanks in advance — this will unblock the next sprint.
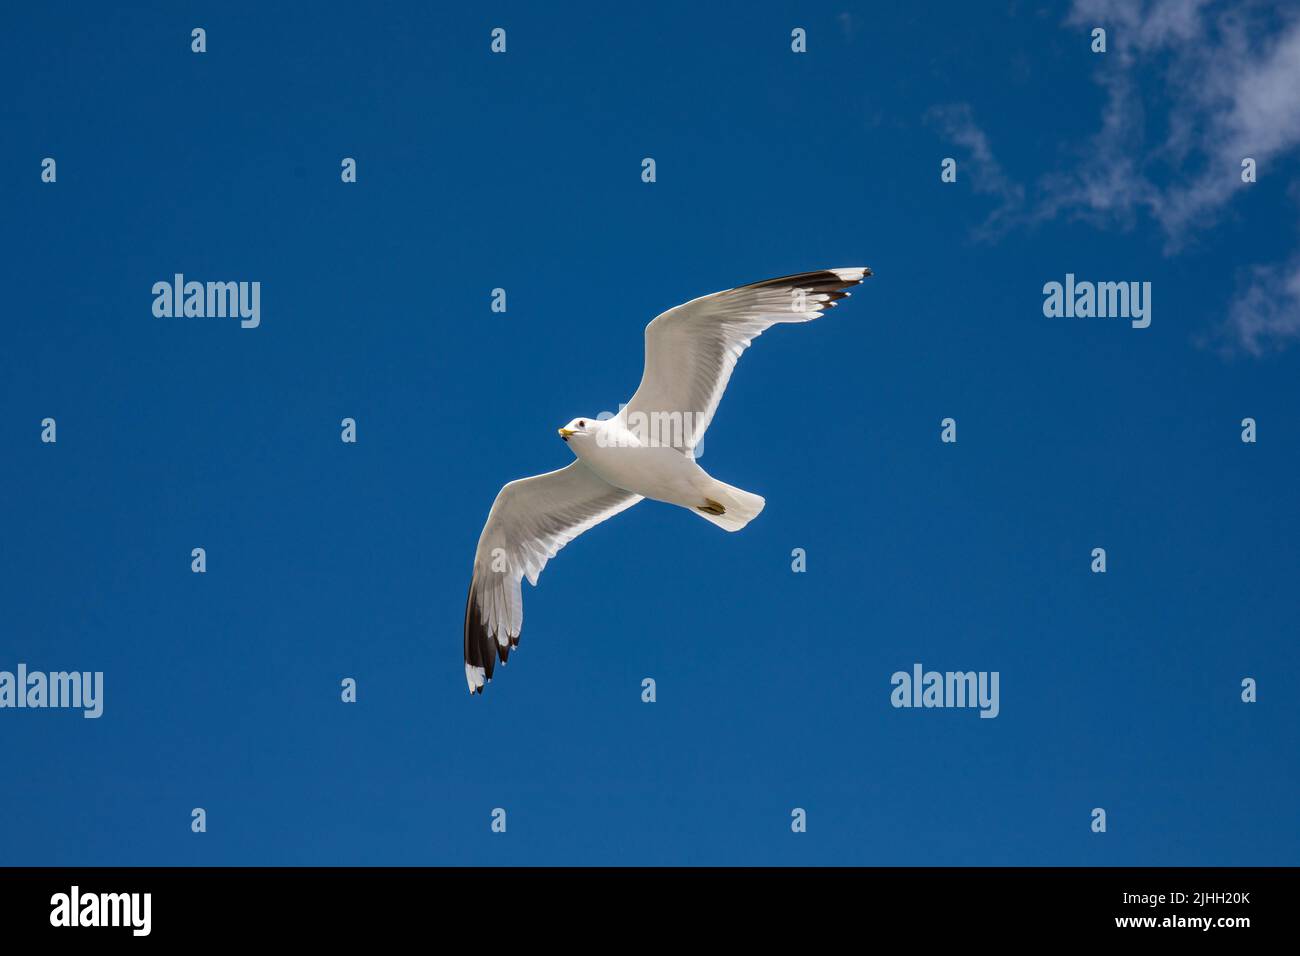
left=557, top=417, right=597, bottom=444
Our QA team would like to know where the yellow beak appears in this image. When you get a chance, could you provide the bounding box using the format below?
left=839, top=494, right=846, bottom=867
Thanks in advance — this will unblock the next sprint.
left=558, top=428, right=576, bottom=438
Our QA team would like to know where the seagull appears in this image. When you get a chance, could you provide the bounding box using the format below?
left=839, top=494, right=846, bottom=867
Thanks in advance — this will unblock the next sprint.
left=464, top=267, right=871, bottom=693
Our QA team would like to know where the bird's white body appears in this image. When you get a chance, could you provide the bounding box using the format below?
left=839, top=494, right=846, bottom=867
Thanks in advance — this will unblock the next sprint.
left=568, top=419, right=709, bottom=508
left=560, top=416, right=765, bottom=532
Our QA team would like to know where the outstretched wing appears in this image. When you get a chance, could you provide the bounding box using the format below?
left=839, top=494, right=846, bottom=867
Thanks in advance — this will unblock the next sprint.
left=464, top=459, right=642, bottom=694
left=621, top=268, right=870, bottom=454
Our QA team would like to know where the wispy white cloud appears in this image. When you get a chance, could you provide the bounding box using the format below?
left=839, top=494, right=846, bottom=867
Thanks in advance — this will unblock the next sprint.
left=926, top=104, right=1026, bottom=237
left=931, top=1, right=1300, bottom=353
left=1218, top=255, right=1300, bottom=355
left=1056, top=0, right=1300, bottom=247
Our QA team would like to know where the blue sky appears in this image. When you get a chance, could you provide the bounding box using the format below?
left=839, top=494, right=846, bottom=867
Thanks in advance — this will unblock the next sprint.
left=1, top=0, right=1297, bottom=865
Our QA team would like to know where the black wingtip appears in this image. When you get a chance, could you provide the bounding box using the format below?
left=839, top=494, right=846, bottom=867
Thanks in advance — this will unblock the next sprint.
left=743, top=269, right=871, bottom=302
left=465, top=573, right=528, bottom=694
left=464, top=577, right=496, bottom=692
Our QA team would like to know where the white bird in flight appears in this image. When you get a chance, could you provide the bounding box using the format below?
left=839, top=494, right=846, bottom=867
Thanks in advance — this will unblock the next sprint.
left=464, top=267, right=871, bottom=693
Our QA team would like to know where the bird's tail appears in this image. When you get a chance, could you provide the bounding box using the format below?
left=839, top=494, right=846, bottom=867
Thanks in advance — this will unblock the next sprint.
left=692, top=478, right=765, bottom=532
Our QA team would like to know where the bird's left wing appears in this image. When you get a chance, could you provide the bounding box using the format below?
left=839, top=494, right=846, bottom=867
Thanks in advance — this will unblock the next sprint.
left=464, top=459, right=642, bottom=694
left=621, top=268, right=870, bottom=455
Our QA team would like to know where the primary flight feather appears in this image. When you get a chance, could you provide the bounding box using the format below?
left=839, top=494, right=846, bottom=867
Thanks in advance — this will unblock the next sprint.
left=464, top=267, right=871, bottom=694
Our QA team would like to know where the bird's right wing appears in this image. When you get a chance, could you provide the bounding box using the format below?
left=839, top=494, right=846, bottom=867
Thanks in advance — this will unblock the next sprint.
left=621, top=268, right=870, bottom=455
left=464, top=459, right=642, bottom=694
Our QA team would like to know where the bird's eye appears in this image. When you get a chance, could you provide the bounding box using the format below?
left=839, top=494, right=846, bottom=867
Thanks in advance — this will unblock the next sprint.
left=578, top=420, right=585, bottom=427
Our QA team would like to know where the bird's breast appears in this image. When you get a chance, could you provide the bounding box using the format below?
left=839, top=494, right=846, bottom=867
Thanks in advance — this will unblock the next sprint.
left=577, top=437, right=699, bottom=505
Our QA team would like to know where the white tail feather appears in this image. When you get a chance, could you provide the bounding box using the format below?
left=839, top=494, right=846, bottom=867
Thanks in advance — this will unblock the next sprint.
left=692, top=479, right=765, bottom=532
